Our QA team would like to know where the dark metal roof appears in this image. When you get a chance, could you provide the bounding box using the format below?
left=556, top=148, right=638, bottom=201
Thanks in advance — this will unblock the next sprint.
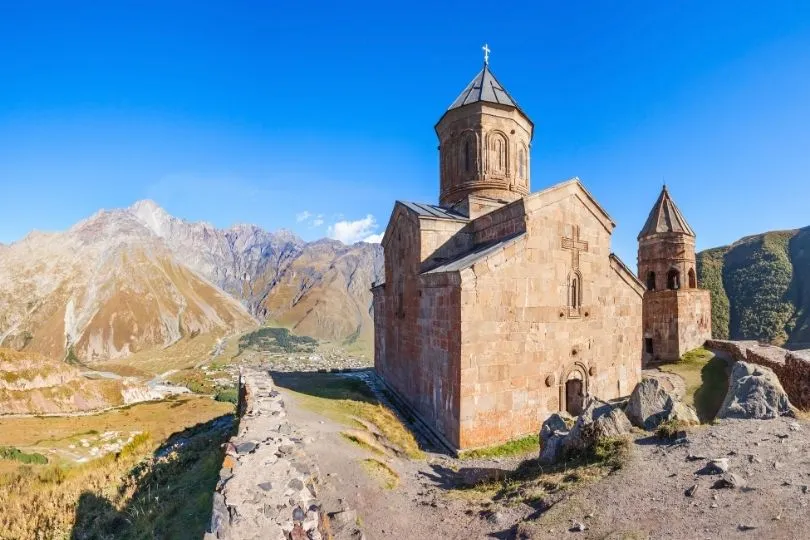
left=399, top=201, right=469, bottom=221
left=638, top=185, right=695, bottom=239
left=423, top=232, right=525, bottom=274
left=447, top=65, right=521, bottom=111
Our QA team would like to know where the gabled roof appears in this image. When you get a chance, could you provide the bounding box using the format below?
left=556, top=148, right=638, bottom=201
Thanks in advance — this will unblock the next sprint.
left=638, top=185, right=695, bottom=239
left=447, top=64, right=521, bottom=112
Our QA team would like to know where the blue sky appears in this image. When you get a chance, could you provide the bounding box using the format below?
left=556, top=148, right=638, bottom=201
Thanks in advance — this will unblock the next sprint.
left=1, top=1, right=810, bottom=263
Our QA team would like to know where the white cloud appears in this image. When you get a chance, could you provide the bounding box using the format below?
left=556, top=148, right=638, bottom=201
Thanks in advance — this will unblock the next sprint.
left=311, top=218, right=324, bottom=227
left=296, top=211, right=312, bottom=223
left=362, top=233, right=384, bottom=243
left=328, top=214, right=379, bottom=244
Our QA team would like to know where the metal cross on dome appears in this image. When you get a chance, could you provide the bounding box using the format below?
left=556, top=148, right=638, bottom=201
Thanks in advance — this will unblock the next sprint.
left=482, top=43, right=491, bottom=65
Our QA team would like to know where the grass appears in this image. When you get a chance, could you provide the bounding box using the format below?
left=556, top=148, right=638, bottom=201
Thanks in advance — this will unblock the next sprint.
left=361, top=458, right=399, bottom=489
left=659, top=347, right=730, bottom=422
left=0, top=414, right=234, bottom=540
left=463, top=436, right=631, bottom=508
left=0, top=396, right=231, bottom=458
left=214, top=387, right=239, bottom=405
left=274, top=372, right=424, bottom=460
left=341, top=430, right=387, bottom=455
left=459, top=434, right=539, bottom=460
left=0, top=446, right=48, bottom=465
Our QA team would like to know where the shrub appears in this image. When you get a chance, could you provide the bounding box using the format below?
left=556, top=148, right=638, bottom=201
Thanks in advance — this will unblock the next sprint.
left=214, top=387, right=239, bottom=405
left=0, top=446, right=48, bottom=465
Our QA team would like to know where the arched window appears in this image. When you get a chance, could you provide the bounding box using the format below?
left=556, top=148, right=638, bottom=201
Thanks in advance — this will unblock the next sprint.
left=488, top=132, right=508, bottom=175
left=460, top=132, right=476, bottom=175
left=688, top=268, right=697, bottom=288
left=569, top=272, right=582, bottom=309
left=646, top=271, right=656, bottom=291
left=518, top=147, right=526, bottom=179
left=667, top=269, right=681, bottom=290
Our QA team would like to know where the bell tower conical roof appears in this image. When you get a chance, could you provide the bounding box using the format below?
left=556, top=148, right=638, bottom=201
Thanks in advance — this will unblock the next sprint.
left=447, top=64, right=522, bottom=112
left=638, top=185, right=695, bottom=239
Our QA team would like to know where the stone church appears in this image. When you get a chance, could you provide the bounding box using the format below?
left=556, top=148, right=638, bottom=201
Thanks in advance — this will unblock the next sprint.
left=372, top=60, right=707, bottom=451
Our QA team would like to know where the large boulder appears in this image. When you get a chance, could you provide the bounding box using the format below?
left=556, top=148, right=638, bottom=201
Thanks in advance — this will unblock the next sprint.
left=564, top=399, right=632, bottom=453
left=717, top=362, right=794, bottom=419
left=538, top=413, right=571, bottom=464
left=626, top=377, right=699, bottom=430
left=539, top=399, right=631, bottom=464
left=626, top=378, right=671, bottom=429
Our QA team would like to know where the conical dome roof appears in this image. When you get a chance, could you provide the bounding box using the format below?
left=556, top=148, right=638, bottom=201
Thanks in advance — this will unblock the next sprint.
left=638, top=186, right=695, bottom=239
left=447, top=64, right=522, bottom=112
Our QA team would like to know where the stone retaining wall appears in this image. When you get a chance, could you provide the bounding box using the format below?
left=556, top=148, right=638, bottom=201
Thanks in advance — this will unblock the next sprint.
left=705, top=340, right=810, bottom=409
left=206, top=368, right=328, bottom=540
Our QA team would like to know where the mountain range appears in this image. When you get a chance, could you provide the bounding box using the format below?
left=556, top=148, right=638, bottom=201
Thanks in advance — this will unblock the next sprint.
left=0, top=201, right=383, bottom=364
left=697, top=226, right=810, bottom=348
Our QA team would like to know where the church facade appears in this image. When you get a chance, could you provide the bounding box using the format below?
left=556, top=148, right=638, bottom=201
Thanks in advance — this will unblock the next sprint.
left=371, top=62, right=647, bottom=451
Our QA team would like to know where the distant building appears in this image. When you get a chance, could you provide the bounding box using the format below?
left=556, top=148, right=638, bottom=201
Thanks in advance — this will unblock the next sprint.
left=637, top=186, right=712, bottom=364
left=371, top=59, right=646, bottom=451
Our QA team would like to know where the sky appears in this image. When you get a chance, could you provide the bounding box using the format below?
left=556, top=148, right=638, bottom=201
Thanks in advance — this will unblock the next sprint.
left=1, top=1, right=810, bottom=263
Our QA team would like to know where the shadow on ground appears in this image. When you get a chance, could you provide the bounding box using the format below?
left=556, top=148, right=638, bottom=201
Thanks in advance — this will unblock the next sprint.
left=70, top=414, right=235, bottom=540
left=694, top=356, right=730, bottom=422
left=271, top=369, right=377, bottom=404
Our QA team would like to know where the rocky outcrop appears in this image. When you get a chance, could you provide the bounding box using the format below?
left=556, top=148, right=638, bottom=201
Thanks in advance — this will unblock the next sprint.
left=626, top=377, right=699, bottom=430
left=539, top=400, right=631, bottom=464
left=208, top=368, right=362, bottom=540
left=716, top=361, right=795, bottom=420
left=706, top=339, right=810, bottom=410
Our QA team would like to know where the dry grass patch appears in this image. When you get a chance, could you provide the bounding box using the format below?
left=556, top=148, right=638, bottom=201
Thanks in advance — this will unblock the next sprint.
left=463, top=437, right=632, bottom=508
left=0, top=396, right=231, bottom=458
left=361, top=458, right=399, bottom=489
left=275, top=372, right=424, bottom=459
left=341, top=430, right=386, bottom=455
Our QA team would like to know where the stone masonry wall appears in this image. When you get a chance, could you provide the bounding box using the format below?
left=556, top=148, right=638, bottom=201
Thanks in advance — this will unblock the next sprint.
left=207, top=368, right=333, bottom=540
left=705, top=340, right=810, bottom=410
left=457, top=191, right=643, bottom=448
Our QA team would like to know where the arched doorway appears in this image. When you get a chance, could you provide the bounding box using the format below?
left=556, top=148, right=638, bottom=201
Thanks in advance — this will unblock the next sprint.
left=688, top=268, right=697, bottom=288
left=561, top=365, right=588, bottom=416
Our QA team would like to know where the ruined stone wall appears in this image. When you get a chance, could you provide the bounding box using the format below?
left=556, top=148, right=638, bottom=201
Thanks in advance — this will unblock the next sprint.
left=705, top=340, right=810, bottom=410
left=457, top=192, right=643, bottom=449
left=207, top=369, right=329, bottom=539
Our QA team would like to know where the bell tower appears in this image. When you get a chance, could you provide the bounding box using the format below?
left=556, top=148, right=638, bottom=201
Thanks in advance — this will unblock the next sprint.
left=435, top=57, right=533, bottom=212
left=637, top=185, right=712, bottom=364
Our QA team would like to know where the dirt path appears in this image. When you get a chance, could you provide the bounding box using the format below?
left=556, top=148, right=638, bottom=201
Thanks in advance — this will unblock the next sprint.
left=279, top=385, right=521, bottom=540
left=277, top=373, right=810, bottom=540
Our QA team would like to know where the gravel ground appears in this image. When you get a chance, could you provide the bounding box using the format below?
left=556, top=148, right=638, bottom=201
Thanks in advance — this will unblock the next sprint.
left=278, top=375, right=810, bottom=540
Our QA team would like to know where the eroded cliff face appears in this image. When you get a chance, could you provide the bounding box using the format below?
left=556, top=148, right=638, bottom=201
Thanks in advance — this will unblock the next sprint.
left=0, top=349, right=124, bottom=414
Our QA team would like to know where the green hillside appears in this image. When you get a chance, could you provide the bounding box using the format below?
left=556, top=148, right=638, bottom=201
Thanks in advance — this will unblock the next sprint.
left=696, top=227, right=810, bottom=346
